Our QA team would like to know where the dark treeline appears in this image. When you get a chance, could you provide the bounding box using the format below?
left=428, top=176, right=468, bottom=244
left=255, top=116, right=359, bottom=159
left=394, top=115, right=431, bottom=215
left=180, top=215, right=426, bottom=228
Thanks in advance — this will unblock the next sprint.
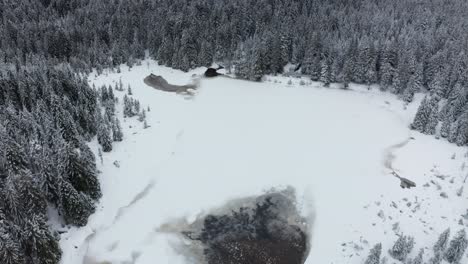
left=1, top=0, right=468, bottom=263
left=2, top=0, right=468, bottom=143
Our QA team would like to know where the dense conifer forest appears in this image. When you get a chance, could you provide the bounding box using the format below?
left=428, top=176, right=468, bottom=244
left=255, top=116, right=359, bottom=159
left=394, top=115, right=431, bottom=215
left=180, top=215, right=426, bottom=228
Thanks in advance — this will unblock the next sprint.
left=1, top=0, right=468, bottom=263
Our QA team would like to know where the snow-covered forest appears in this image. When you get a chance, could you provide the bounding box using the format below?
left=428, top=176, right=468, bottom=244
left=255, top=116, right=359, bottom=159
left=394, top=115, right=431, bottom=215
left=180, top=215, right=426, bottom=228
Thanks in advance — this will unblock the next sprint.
left=2, top=0, right=468, bottom=142
left=1, top=0, right=468, bottom=263
left=2, top=0, right=468, bottom=144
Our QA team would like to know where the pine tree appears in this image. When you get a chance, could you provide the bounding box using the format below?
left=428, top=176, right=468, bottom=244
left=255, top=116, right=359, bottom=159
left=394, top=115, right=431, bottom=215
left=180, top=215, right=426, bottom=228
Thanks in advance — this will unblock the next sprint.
left=444, top=229, right=468, bottom=263
left=364, top=243, right=382, bottom=264
left=17, top=171, right=47, bottom=217
left=134, top=100, right=140, bottom=114
left=408, top=249, right=424, bottom=264
left=127, top=85, right=132, bottom=95
left=388, top=235, right=414, bottom=262
left=424, top=96, right=440, bottom=135
left=342, top=58, right=352, bottom=89
left=107, top=86, right=114, bottom=101
left=411, top=96, right=430, bottom=132
left=66, top=143, right=101, bottom=200
left=138, top=109, right=146, bottom=122
left=455, top=111, right=468, bottom=146
left=22, top=216, right=61, bottom=264
left=98, top=148, right=103, bottom=164
left=96, top=113, right=112, bottom=152
left=112, top=117, right=123, bottom=142
left=428, top=252, right=442, bottom=264
left=320, top=57, right=332, bottom=87
left=433, top=228, right=450, bottom=253
left=0, top=227, right=24, bottom=264
left=60, top=181, right=95, bottom=227
left=123, top=95, right=133, bottom=118
left=448, top=120, right=460, bottom=143
left=100, top=85, right=109, bottom=102
left=380, top=61, right=394, bottom=91
left=401, top=63, right=422, bottom=103
left=440, top=115, right=452, bottom=138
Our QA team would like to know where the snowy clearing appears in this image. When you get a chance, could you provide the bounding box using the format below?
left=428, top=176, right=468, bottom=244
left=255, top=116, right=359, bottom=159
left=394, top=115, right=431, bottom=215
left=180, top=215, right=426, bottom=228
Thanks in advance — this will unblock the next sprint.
left=60, top=60, right=468, bottom=264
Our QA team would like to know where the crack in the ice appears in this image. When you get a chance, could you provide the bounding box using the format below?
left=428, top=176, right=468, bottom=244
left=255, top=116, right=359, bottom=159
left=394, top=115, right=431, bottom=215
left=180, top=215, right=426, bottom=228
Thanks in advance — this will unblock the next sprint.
left=81, top=180, right=156, bottom=264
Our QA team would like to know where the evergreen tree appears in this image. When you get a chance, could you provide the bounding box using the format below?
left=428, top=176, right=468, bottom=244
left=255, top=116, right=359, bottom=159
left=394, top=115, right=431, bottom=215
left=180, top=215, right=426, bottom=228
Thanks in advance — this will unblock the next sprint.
left=0, top=227, right=24, bottom=264
left=66, top=143, right=101, bottom=200
left=128, top=85, right=133, bottom=95
left=433, top=228, right=450, bottom=253
left=440, top=115, right=452, bottom=138
left=428, top=252, right=443, bottom=264
left=388, top=235, right=414, bottom=262
left=112, top=117, right=123, bottom=142
left=138, top=109, right=146, bottom=122
left=448, top=120, right=460, bottom=143
left=444, top=229, right=468, bottom=263
left=21, top=216, right=61, bottom=264
left=97, top=120, right=112, bottom=152
left=320, top=56, right=332, bottom=87
left=411, top=96, right=431, bottom=132
left=455, top=111, right=468, bottom=146
left=123, top=95, right=133, bottom=118
left=364, top=243, right=382, bottom=264
left=60, top=181, right=95, bottom=227
left=424, top=96, right=440, bottom=135
left=407, top=249, right=424, bottom=264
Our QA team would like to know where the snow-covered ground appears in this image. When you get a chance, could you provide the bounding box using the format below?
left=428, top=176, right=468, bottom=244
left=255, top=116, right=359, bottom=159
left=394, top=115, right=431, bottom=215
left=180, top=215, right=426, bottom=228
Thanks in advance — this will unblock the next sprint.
left=60, top=59, right=468, bottom=264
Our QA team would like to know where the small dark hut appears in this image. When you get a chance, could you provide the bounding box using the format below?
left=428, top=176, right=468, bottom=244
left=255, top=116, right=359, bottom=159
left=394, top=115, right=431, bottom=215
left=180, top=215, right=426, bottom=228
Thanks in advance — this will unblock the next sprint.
left=204, top=66, right=224, bottom=77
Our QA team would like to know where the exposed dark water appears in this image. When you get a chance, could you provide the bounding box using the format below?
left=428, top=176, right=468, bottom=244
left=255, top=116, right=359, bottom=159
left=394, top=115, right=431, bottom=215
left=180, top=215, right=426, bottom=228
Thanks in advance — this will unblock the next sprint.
left=159, top=187, right=312, bottom=264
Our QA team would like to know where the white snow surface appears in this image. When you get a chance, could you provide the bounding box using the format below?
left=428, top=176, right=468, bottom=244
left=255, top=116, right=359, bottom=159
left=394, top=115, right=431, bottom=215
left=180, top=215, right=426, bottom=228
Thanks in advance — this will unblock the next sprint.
left=59, top=60, right=468, bottom=264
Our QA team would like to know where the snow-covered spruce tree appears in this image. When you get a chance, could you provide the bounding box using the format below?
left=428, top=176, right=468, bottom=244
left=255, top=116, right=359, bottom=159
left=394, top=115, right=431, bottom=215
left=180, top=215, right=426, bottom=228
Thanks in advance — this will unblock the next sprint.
left=0, top=226, right=24, bottom=264
left=341, top=57, right=352, bottom=89
left=97, top=120, right=112, bottom=152
left=455, top=111, right=468, bottom=146
left=444, top=229, right=468, bottom=263
left=429, top=252, right=443, bottom=264
left=60, top=180, right=95, bottom=227
left=407, top=249, right=424, bottom=264
left=138, top=109, right=146, bottom=122
left=440, top=114, right=452, bottom=139
left=16, top=170, right=48, bottom=218
left=320, top=56, right=332, bottom=87
left=100, top=85, right=109, bottom=102
left=66, top=143, right=101, bottom=200
left=411, top=96, right=431, bottom=131
left=123, top=95, right=134, bottom=118
left=434, top=228, right=451, bottom=253
left=128, top=85, right=133, bottom=95
left=107, top=85, right=115, bottom=101
left=112, top=117, right=123, bottom=142
left=134, top=100, right=141, bottom=114
left=430, top=72, right=448, bottom=98
left=401, top=61, right=422, bottom=103
left=364, top=243, right=382, bottom=264
left=448, top=120, right=460, bottom=143
left=392, top=64, right=408, bottom=95
left=388, top=235, right=415, bottom=262
left=104, top=102, right=115, bottom=122
left=22, top=216, right=61, bottom=264
left=424, top=96, right=440, bottom=135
